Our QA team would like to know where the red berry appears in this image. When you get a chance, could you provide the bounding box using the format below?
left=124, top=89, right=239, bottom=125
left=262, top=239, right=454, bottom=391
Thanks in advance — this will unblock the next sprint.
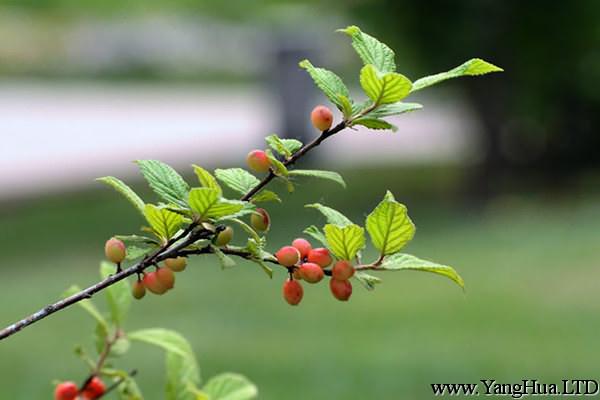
left=131, top=279, right=146, bottom=299
left=104, top=237, right=126, bottom=264
left=143, top=271, right=168, bottom=294
left=291, top=238, right=312, bottom=259
left=156, top=267, right=175, bottom=290
left=307, top=248, right=332, bottom=268
left=299, top=262, right=324, bottom=284
left=165, top=257, right=187, bottom=272
left=246, top=150, right=271, bottom=173
left=275, top=246, right=301, bottom=267
left=214, top=226, right=234, bottom=246
left=54, top=381, right=78, bottom=400
left=332, top=260, right=355, bottom=281
left=292, top=268, right=303, bottom=280
left=310, top=105, right=333, bottom=131
left=330, top=279, right=352, bottom=301
left=282, top=279, right=303, bottom=305
left=250, top=208, right=270, bottom=231
left=81, top=376, right=105, bottom=400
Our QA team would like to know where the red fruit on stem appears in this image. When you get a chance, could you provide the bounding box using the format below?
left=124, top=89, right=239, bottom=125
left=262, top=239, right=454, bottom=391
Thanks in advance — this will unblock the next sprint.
left=330, top=279, right=352, bottom=301
left=332, top=260, right=355, bottom=281
left=143, top=271, right=168, bottom=295
left=299, top=262, right=324, bottom=284
left=165, top=257, right=187, bottom=272
left=214, top=226, right=234, bottom=246
left=54, top=381, right=78, bottom=400
left=246, top=150, right=271, bottom=173
left=307, top=248, right=332, bottom=268
left=81, top=376, right=106, bottom=400
left=131, top=279, right=146, bottom=300
left=104, top=237, right=126, bottom=264
left=250, top=208, right=270, bottom=231
left=156, top=267, right=175, bottom=290
left=291, top=238, right=312, bottom=259
left=310, top=105, right=333, bottom=131
left=276, top=246, right=301, bottom=267
left=282, top=279, right=304, bottom=306
left=292, top=268, right=303, bottom=280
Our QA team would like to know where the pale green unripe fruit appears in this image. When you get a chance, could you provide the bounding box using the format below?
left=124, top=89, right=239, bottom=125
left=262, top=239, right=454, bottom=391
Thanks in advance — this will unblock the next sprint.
left=246, top=150, right=271, bottom=173
left=214, top=226, right=234, bottom=247
left=283, top=279, right=304, bottom=306
left=332, top=260, right=355, bottom=281
left=310, top=105, right=333, bottom=131
left=165, top=257, right=187, bottom=272
left=105, top=237, right=126, bottom=264
left=131, top=280, right=146, bottom=300
left=250, top=208, right=270, bottom=231
left=275, top=246, right=301, bottom=267
left=299, top=262, right=324, bottom=284
left=330, top=278, right=352, bottom=301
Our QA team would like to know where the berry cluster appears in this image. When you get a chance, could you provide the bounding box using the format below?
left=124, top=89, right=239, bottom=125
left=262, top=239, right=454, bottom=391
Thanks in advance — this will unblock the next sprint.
left=54, top=377, right=105, bottom=400
left=277, top=238, right=355, bottom=305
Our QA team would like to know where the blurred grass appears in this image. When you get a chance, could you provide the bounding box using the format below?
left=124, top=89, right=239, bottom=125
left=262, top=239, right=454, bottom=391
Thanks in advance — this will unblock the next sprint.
left=1, top=166, right=600, bottom=399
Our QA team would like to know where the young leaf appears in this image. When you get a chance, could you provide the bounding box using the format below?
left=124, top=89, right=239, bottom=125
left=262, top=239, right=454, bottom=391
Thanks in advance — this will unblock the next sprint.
left=188, top=188, right=247, bottom=220
left=411, top=58, right=503, bottom=92
left=265, top=134, right=303, bottom=158
left=211, top=245, right=236, bottom=269
left=338, top=25, right=396, bottom=73
left=289, top=170, right=346, bottom=188
left=324, top=224, right=365, bottom=261
left=303, top=225, right=327, bottom=247
left=360, top=64, right=412, bottom=105
left=201, top=373, right=258, bottom=400
left=305, top=203, right=353, bottom=227
left=128, top=328, right=198, bottom=364
left=144, top=204, right=185, bottom=241
left=252, top=190, right=281, bottom=203
left=362, top=102, right=423, bottom=118
left=245, top=238, right=273, bottom=278
left=97, top=176, right=145, bottom=216
left=354, top=271, right=382, bottom=291
left=193, top=165, right=222, bottom=195
left=299, top=59, right=351, bottom=111
left=352, top=118, right=397, bottom=132
left=338, top=94, right=354, bottom=120
left=100, top=262, right=131, bottom=326
left=379, top=253, right=465, bottom=289
left=125, top=245, right=155, bottom=261
left=265, top=150, right=288, bottom=177
left=63, top=285, right=109, bottom=335
left=114, top=234, right=159, bottom=246
left=136, top=160, right=189, bottom=206
left=215, top=168, right=260, bottom=195
left=366, top=191, right=415, bottom=255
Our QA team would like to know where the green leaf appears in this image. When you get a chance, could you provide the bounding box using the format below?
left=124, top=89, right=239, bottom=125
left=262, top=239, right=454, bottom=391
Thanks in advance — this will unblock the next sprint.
left=215, top=168, right=260, bottom=195
left=125, top=245, right=155, bottom=261
left=338, top=94, right=354, bottom=120
left=411, top=58, right=503, bottom=92
left=211, top=245, right=236, bottom=269
left=201, top=373, right=258, bottom=400
left=265, top=150, right=288, bottom=177
left=116, top=373, right=144, bottom=400
left=251, top=190, right=281, bottom=203
left=303, top=225, right=327, bottom=247
left=265, top=134, right=303, bottom=158
left=193, top=165, right=222, bottom=195
left=188, top=188, right=246, bottom=220
left=245, top=238, right=273, bottom=278
left=363, top=102, right=423, bottom=118
left=354, top=271, right=382, bottom=291
left=100, top=262, right=131, bottom=326
left=360, top=64, right=412, bottom=105
left=136, top=160, right=190, bottom=205
left=225, top=218, right=261, bottom=243
left=380, top=253, right=464, bottom=289
left=114, top=234, right=159, bottom=246
left=97, top=176, right=145, bottom=216
left=305, top=203, right=353, bottom=227
left=144, top=204, right=185, bottom=241
left=366, top=191, right=415, bottom=255
left=352, top=118, right=397, bottom=132
left=324, top=224, right=365, bottom=261
left=63, top=285, right=109, bottom=333
left=299, top=59, right=351, bottom=111
left=289, top=170, right=346, bottom=188
left=338, top=25, right=396, bottom=73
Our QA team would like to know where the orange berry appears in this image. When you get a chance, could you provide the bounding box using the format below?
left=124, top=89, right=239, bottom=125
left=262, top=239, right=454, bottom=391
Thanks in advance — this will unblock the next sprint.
left=81, top=377, right=105, bottom=400
left=143, top=271, right=168, bottom=295
left=291, top=238, right=312, bottom=259
left=307, top=248, right=332, bottom=268
left=299, top=262, right=324, bottom=284
left=104, top=237, right=126, bottom=264
left=276, top=246, right=301, bottom=267
left=246, top=150, right=271, bottom=173
left=282, top=279, right=303, bottom=305
left=332, top=260, right=355, bottom=281
left=310, top=105, right=333, bottom=131
left=330, top=279, right=352, bottom=301
left=165, top=257, right=187, bottom=272
left=54, top=381, right=78, bottom=400
left=156, top=267, right=175, bottom=290
left=131, top=279, right=146, bottom=299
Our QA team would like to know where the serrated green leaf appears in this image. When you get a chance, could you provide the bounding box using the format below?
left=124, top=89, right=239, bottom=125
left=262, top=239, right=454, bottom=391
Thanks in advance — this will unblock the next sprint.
left=265, top=150, right=288, bottom=177
left=265, top=134, right=303, bottom=158
left=352, top=118, right=397, bottom=132
left=97, top=176, right=145, bottom=216
left=338, top=94, right=354, bottom=120
left=366, top=191, right=415, bottom=255
left=411, top=58, right=503, bottom=92
left=144, top=204, right=185, bottom=241
left=63, top=285, right=109, bottom=337
left=299, top=59, right=351, bottom=111
left=380, top=253, right=464, bottom=289
left=188, top=188, right=246, bottom=220
left=201, top=373, right=258, bottom=400
left=363, top=102, right=423, bottom=118
left=125, top=245, right=154, bottom=261
left=354, top=271, right=382, bottom=291
left=303, top=225, right=327, bottom=247
left=338, top=25, right=396, bottom=73
left=114, top=234, right=159, bottom=246
left=100, top=262, right=131, bottom=326
left=251, top=190, right=281, bottom=203
left=324, top=224, right=365, bottom=261
left=360, top=64, right=412, bottom=105
left=193, top=165, right=222, bottom=195
left=211, top=245, right=236, bottom=269
left=289, top=170, right=346, bottom=188
left=136, top=160, right=189, bottom=205
left=215, top=168, right=260, bottom=195
left=305, top=203, right=353, bottom=227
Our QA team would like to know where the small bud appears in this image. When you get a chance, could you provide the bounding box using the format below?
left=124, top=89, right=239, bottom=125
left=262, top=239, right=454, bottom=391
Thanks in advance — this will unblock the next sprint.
left=250, top=208, right=270, bottom=231
left=282, top=279, right=304, bottom=306
left=156, top=267, right=175, bottom=290
left=54, top=381, right=78, bottom=400
left=214, top=226, right=234, bottom=247
left=131, top=280, right=146, bottom=300
left=291, top=238, right=312, bottom=260
left=310, top=105, right=333, bottom=131
left=298, top=262, right=324, bottom=284
left=331, top=260, right=355, bottom=281
left=143, top=271, right=168, bottom=295
left=81, top=376, right=106, bottom=400
left=246, top=150, right=271, bottom=173
left=329, top=279, right=352, bottom=301
left=275, top=246, right=301, bottom=267
left=104, top=237, right=126, bottom=264
left=165, top=257, right=187, bottom=272
left=307, top=248, right=332, bottom=268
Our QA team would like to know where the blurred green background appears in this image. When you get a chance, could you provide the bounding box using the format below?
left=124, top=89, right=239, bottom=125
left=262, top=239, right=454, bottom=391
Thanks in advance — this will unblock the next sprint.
left=1, top=1, right=599, bottom=399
